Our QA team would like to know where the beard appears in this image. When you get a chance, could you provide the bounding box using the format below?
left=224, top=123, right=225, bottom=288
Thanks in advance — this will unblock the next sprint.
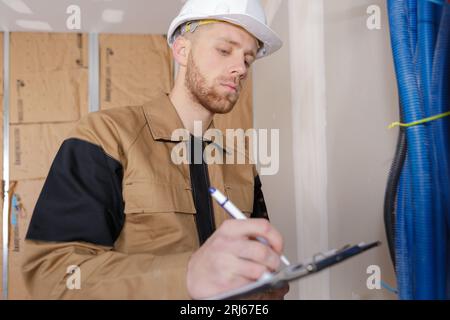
left=185, top=52, right=240, bottom=114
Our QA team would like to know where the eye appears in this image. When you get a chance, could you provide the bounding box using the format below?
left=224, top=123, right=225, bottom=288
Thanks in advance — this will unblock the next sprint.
left=217, top=48, right=230, bottom=56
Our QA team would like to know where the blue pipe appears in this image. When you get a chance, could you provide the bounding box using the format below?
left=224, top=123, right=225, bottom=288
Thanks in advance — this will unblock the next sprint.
left=430, top=2, right=450, bottom=299
left=431, top=2, right=450, bottom=208
left=407, top=0, right=418, bottom=59
left=416, top=0, right=440, bottom=299
left=388, top=0, right=434, bottom=299
left=388, top=0, right=450, bottom=299
left=396, top=157, right=413, bottom=299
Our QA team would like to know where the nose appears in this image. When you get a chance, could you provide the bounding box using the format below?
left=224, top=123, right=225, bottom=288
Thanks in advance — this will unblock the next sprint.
left=230, top=57, right=248, bottom=81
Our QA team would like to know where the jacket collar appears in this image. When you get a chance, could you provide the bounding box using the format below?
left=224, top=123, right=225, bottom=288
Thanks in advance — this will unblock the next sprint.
left=143, top=91, right=216, bottom=143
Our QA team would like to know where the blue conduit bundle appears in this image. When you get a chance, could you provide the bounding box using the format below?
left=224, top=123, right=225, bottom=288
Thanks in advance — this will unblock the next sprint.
left=386, top=0, right=450, bottom=299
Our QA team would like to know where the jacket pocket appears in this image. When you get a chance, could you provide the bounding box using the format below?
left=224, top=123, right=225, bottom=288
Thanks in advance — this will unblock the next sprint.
left=123, top=180, right=196, bottom=215
left=224, top=184, right=254, bottom=217
left=118, top=180, right=198, bottom=253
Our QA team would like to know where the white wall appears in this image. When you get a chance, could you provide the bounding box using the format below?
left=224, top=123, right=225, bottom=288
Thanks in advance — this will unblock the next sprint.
left=254, top=0, right=399, bottom=299
left=253, top=0, right=300, bottom=300
left=324, top=0, right=398, bottom=300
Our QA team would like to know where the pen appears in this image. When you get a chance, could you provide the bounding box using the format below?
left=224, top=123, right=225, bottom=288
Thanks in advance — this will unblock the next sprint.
left=209, top=187, right=291, bottom=267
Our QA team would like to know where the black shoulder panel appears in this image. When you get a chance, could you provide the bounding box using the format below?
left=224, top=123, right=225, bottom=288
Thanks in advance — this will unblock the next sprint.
left=26, top=138, right=125, bottom=247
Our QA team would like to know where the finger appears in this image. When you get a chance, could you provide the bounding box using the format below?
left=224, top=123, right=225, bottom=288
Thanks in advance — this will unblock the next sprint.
left=233, top=239, right=281, bottom=272
left=219, top=219, right=284, bottom=254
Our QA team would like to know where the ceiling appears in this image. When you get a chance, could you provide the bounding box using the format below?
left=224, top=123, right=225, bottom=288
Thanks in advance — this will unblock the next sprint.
left=0, top=0, right=185, bottom=34
left=0, top=0, right=279, bottom=34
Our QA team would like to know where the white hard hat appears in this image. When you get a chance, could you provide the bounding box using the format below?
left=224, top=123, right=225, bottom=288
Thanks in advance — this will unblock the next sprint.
left=167, top=0, right=283, bottom=59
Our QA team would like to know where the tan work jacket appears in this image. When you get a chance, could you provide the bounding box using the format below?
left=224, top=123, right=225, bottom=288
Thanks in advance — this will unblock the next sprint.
left=23, top=92, right=261, bottom=299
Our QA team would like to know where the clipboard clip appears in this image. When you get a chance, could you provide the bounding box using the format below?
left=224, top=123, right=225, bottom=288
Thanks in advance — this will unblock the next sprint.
left=307, top=242, right=380, bottom=272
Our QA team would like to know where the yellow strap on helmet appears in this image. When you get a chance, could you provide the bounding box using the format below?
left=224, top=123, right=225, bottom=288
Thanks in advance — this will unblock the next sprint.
left=184, top=19, right=221, bottom=33
left=181, top=19, right=262, bottom=51
left=198, top=19, right=222, bottom=26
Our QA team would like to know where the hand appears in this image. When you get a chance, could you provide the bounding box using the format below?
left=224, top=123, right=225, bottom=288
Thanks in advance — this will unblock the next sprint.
left=186, top=218, right=285, bottom=300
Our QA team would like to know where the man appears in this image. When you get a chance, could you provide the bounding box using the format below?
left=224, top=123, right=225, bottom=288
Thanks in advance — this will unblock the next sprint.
left=22, top=0, right=288, bottom=299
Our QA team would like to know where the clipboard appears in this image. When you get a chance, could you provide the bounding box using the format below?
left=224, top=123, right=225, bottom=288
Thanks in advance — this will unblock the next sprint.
left=206, top=241, right=381, bottom=300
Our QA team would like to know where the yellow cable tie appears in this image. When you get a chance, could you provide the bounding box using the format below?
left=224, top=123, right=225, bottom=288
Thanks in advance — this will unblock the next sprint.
left=388, top=111, right=450, bottom=129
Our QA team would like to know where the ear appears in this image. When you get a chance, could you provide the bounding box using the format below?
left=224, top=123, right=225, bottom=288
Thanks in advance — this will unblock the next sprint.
left=172, top=36, right=190, bottom=67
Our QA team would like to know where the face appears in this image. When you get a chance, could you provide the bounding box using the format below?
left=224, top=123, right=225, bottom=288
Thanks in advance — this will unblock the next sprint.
left=183, top=22, right=259, bottom=114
